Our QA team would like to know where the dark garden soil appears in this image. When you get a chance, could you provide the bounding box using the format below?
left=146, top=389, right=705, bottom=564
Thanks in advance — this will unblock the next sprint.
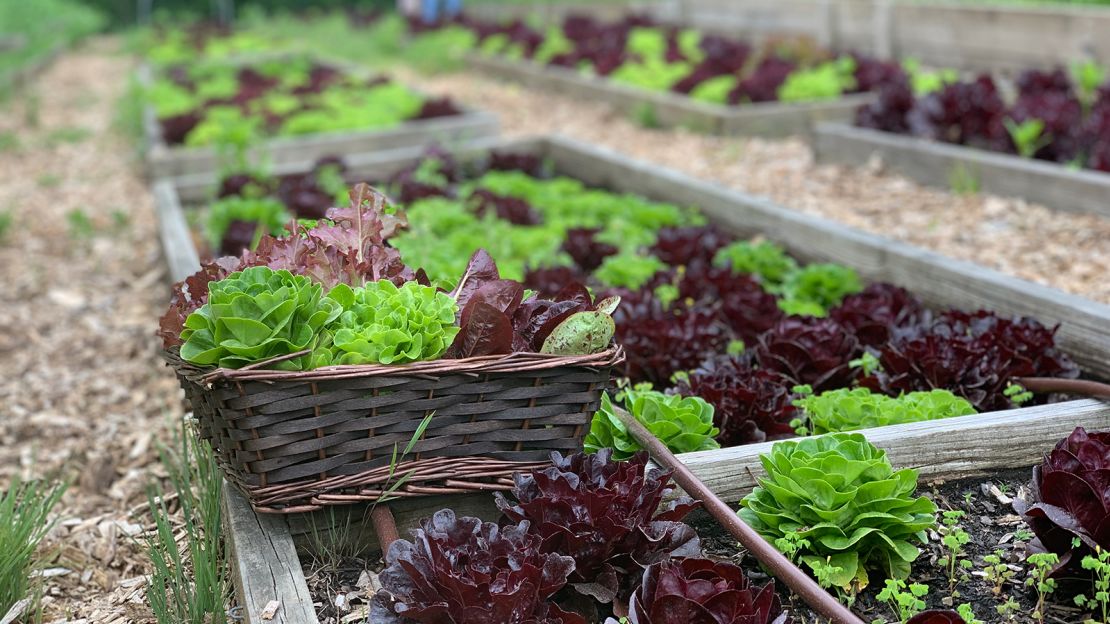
left=302, top=468, right=1097, bottom=624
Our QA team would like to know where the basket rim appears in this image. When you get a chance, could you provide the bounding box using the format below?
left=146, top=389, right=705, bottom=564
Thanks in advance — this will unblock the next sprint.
left=165, top=344, right=624, bottom=385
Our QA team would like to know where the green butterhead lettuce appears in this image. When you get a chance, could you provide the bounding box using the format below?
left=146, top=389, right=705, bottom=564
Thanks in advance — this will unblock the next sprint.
left=179, top=266, right=342, bottom=370
left=312, top=280, right=459, bottom=366
left=794, top=387, right=977, bottom=436
left=739, top=433, right=937, bottom=591
left=584, top=384, right=720, bottom=460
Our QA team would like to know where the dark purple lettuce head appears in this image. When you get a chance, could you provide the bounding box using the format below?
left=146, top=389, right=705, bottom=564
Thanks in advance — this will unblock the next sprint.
left=562, top=227, right=618, bottom=272
left=622, top=558, right=790, bottom=624
left=468, top=188, right=543, bottom=225
left=524, top=265, right=588, bottom=299
left=370, top=509, right=585, bottom=624
left=413, top=96, right=462, bottom=120
left=488, top=150, right=547, bottom=177
left=829, top=282, right=929, bottom=347
left=495, top=450, right=701, bottom=605
left=852, top=54, right=907, bottom=93
left=612, top=289, right=730, bottom=386
left=1014, top=427, right=1110, bottom=577
left=676, top=261, right=783, bottom=346
left=1016, top=68, right=1074, bottom=98
left=856, top=79, right=915, bottom=134
left=861, top=310, right=1078, bottom=411
left=905, top=612, right=967, bottom=624
left=159, top=111, right=202, bottom=145
left=908, top=75, right=1009, bottom=150
left=730, top=57, right=796, bottom=104
left=650, top=226, right=732, bottom=267
left=1010, top=90, right=1084, bottom=162
left=672, top=355, right=797, bottom=447
left=754, top=317, right=860, bottom=392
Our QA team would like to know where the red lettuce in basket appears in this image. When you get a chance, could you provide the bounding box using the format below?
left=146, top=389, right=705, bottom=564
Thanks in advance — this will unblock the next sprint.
left=672, top=356, right=797, bottom=447
left=753, top=317, right=861, bottom=392
left=370, top=509, right=585, bottom=624
left=1014, top=427, right=1110, bottom=576
left=613, top=558, right=790, bottom=624
left=446, top=250, right=618, bottom=357
left=611, top=288, right=730, bottom=386
left=860, top=310, right=1079, bottom=411
left=495, top=450, right=701, bottom=605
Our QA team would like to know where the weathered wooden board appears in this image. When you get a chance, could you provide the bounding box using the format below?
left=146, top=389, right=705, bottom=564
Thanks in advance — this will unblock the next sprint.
left=137, top=63, right=499, bottom=179
left=813, top=122, right=1110, bottom=219
left=674, top=398, right=1110, bottom=503
left=467, top=54, right=871, bottom=137
left=224, top=486, right=317, bottom=624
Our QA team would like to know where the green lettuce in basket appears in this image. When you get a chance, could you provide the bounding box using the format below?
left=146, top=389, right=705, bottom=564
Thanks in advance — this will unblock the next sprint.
left=584, top=384, right=720, bottom=460
left=179, top=266, right=342, bottom=371
left=311, top=280, right=460, bottom=367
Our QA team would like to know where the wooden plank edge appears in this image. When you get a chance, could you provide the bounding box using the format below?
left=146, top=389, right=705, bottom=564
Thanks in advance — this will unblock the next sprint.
left=673, top=398, right=1110, bottom=503
left=813, top=122, right=1110, bottom=219
left=152, top=179, right=201, bottom=283
left=224, top=485, right=319, bottom=624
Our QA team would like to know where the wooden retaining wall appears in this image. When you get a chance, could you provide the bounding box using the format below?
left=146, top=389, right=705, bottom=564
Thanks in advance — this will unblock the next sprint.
left=814, top=122, right=1110, bottom=219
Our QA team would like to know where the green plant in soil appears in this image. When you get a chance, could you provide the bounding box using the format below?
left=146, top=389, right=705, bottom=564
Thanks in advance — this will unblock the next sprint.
left=1075, top=544, right=1110, bottom=624
left=937, top=509, right=973, bottom=590
left=982, top=548, right=1018, bottom=595
left=957, top=602, right=985, bottom=624
left=874, top=578, right=929, bottom=623
left=145, top=423, right=228, bottom=624
left=739, top=433, right=937, bottom=593
left=584, top=383, right=720, bottom=459
left=1026, top=552, right=1059, bottom=622
left=0, top=210, right=11, bottom=242
left=0, top=477, right=67, bottom=619
left=996, top=596, right=1020, bottom=620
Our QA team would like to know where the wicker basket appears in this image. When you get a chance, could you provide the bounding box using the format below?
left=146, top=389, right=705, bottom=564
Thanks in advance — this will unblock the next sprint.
left=167, top=347, right=623, bottom=513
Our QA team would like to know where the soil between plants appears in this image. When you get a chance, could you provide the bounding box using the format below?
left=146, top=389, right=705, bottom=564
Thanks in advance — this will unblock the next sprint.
left=303, top=468, right=1098, bottom=624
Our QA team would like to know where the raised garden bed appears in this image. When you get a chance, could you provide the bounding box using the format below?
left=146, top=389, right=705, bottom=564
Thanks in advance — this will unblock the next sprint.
left=814, top=122, right=1110, bottom=218
left=153, top=136, right=1110, bottom=622
left=469, top=54, right=871, bottom=136
left=813, top=66, right=1110, bottom=216
left=138, top=57, right=498, bottom=178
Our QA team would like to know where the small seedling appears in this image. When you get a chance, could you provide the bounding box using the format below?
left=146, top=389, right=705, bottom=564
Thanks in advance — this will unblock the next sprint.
left=956, top=603, right=984, bottom=624
left=36, top=174, right=62, bottom=188
left=1014, top=528, right=1034, bottom=542
left=982, top=549, right=1017, bottom=595
left=66, top=209, right=95, bottom=238
left=45, top=126, right=92, bottom=146
left=938, top=509, right=973, bottom=588
left=948, top=164, right=980, bottom=195
left=1026, top=552, right=1059, bottom=622
left=1075, top=544, right=1110, bottom=624
left=631, top=102, right=661, bottom=129
left=1004, top=118, right=1049, bottom=159
left=996, top=596, right=1020, bottom=620
left=774, top=530, right=812, bottom=563
left=963, top=491, right=974, bottom=505
left=876, top=578, right=929, bottom=623
left=1004, top=382, right=1034, bottom=406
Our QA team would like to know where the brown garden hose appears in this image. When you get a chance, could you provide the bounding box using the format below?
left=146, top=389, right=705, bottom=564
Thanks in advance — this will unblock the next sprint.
left=612, top=407, right=866, bottom=624
left=1016, top=377, right=1110, bottom=400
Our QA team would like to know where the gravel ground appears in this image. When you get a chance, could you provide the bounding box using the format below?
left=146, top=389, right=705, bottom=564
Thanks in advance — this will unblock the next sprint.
left=0, top=40, right=180, bottom=622
left=403, top=69, right=1110, bottom=304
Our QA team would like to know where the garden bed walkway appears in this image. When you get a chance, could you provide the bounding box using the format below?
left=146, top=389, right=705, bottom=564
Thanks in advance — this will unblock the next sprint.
left=0, top=39, right=182, bottom=622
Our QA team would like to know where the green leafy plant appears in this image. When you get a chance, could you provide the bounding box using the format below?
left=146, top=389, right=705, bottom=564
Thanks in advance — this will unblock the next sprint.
left=1075, top=545, right=1110, bottom=624
left=311, top=280, right=459, bottom=366
left=937, top=509, right=973, bottom=589
left=1004, top=118, right=1049, bottom=159
left=0, top=210, right=11, bottom=242
left=0, top=477, right=67, bottom=619
left=779, top=262, right=863, bottom=314
left=594, top=250, right=667, bottom=290
left=876, top=578, right=929, bottom=623
left=1026, top=552, right=1059, bottom=622
left=792, top=387, right=977, bottom=436
left=145, top=423, right=228, bottom=624
left=903, top=58, right=958, bottom=95
left=689, top=75, right=737, bottom=104
left=948, top=164, right=981, bottom=195
left=1072, top=60, right=1107, bottom=103
left=739, top=433, right=937, bottom=592
left=996, top=596, right=1020, bottom=620
left=67, top=208, right=95, bottom=238
left=777, top=57, right=857, bottom=103
left=713, top=240, right=799, bottom=290
left=179, top=266, right=342, bottom=370
left=205, top=196, right=291, bottom=252
left=584, top=384, right=720, bottom=460
left=982, top=549, right=1018, bottom=595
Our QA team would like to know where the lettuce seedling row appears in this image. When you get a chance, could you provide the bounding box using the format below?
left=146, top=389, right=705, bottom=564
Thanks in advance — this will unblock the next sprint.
left=137, top=58, right=499, bottom=179
left=814, top=122, right=1110, bottom=218
left=151, top=136, right=1110, bottom=623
